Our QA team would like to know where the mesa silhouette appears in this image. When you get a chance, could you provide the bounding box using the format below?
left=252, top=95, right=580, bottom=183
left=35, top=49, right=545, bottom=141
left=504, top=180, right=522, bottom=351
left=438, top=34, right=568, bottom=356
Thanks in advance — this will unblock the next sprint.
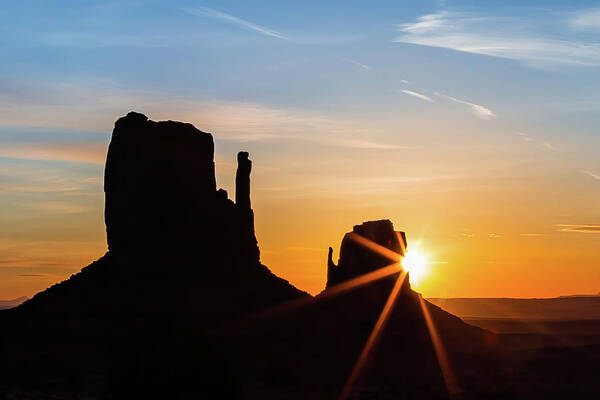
left=1, top=113, right=599, bottom=399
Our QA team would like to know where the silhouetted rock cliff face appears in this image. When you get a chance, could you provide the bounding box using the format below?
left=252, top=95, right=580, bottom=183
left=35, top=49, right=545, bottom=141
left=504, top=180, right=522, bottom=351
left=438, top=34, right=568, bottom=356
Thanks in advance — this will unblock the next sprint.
left=104, top=112, right=215, bottom=253
left=327, top=219, right=407, bottom=288
left=104, top=112, right=259, bottom=268
left=103, top=111, right=261, bottom=269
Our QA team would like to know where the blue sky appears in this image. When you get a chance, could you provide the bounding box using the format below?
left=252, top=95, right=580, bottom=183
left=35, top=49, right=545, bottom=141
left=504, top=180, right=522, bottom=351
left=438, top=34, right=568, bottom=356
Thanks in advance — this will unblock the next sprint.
left=1, top=1, right=600, bottom=298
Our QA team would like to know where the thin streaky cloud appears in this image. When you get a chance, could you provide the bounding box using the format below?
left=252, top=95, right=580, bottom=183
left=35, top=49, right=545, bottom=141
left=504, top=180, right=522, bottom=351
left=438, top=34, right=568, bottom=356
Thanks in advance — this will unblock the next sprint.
left=516, top=133, right=561, bottom=153
left=0, top=142, right=108, bottom=165
left=569, top=8, right=600, bottom=31
left=401, top=89, right=433, bottom=102
left=435, top=92, right=495, bottom=120
left=516, top=132, right=537, bottom=143
left=519, top=233, right=545, bottom=237
left=181, top=6, right=289, bottom=40
left=346, top=59, right=371, bottom=70
left=323, top=138, right=408, bottom=150
left=395, top=11, right=600, bottom=68
left=557, top=224, right=600, bottom=233
left=32, top=202, right=91, bottom=214
left=345, top=174, right=461, bottom=184
left=0, top=79, right=403, bottom=153
left=0, top=184, right=81, bottom=193
left=400, top=79, right=409, bottom=84
left=541, top=142, right=560, bottom=152
left=582, top=170, right=600, bottom=180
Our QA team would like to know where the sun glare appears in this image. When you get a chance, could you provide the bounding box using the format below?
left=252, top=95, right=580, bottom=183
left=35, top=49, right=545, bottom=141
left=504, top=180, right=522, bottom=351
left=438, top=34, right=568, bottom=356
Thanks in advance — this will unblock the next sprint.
left=401, top=248, right=429, bottom=287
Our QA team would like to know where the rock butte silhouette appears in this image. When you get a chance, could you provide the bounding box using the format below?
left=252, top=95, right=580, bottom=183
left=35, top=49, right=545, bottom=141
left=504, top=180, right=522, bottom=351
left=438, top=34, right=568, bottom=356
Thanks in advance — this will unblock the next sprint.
left=2, top=112, right=599, bottom=399
left=327, top=220, right=407, bottom=288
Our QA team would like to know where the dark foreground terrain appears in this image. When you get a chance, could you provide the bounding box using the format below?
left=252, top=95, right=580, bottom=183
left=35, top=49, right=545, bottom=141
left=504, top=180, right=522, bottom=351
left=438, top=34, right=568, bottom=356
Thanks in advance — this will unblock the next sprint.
left=1, top=113, right=599, bottom=399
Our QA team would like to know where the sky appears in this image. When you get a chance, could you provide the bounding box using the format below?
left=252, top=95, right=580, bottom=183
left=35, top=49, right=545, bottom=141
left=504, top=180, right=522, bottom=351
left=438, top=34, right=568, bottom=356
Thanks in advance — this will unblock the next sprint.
left=1, top=0, right=599, bottom=299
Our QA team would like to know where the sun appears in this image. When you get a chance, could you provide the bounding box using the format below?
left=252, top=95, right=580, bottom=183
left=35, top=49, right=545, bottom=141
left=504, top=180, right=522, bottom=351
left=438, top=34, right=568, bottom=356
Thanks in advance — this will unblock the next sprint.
left=401, top=248, right=429, bottom=288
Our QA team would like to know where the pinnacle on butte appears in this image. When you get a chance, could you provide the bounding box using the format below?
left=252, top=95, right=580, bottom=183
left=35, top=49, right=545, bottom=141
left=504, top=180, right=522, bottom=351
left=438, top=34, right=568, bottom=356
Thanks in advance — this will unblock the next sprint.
left=235, top=151, right=252, bottom=210
left=327, top=219, right=407, bottom=288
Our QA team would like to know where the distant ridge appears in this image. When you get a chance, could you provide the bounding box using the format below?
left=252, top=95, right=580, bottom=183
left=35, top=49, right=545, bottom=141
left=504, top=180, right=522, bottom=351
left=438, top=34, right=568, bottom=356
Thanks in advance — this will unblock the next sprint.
left=0, top=296, right=28, bottom=310
left=557, top=293, right=600, bottom=298
left=428, top=296, right=600, bottom=320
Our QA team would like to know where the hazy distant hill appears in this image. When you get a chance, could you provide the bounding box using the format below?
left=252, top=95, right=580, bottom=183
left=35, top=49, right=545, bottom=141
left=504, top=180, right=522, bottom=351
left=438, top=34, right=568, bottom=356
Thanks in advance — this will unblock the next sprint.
left=428, top=296, right=600, bottom=320
left=0, top=296, right=28, bottom=310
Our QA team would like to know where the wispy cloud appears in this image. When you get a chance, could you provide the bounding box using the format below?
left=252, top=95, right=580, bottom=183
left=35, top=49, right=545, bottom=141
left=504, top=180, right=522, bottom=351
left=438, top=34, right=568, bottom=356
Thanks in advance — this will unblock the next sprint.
left=520, top=233, right=545, bottom=237
left=256, top=173, right=463, bottom=198
left=333, top=139, right=406, bottom=150
left=582, top=170, right=600, bottom=180
left=436, top=93, right=495, bottom=120
left=0, top=184, right=80, bottom=193
left=541, top=142, right=560, bottom=152
left=516, top=132, right=561, bottom=153
left=31, top=201, right=91, bottom=214
left=569, top=8, right=600, bottom=31
left=346, top=59, right=371, bottom=70
left=0, top=141, right=108, bottom=165
left=181, top=6, right=289, bottom=40
left=190, top=100, right=403, bottom=149
left=0, top=80, right=404, bottom=160
left=0, top=238, right=106, bottom=270
left=517, top=132, right=534, bottom=142
left=395, top=11, right=600, bottom=68
left=557, top=224, right=600, bottom=233
left=401, top=84, right=496, bottom=120
left=401, top=89, right=433, bottom=102
left=487, top=233, right=502, bottom=238
left=344, top=174, right=462, bottom=186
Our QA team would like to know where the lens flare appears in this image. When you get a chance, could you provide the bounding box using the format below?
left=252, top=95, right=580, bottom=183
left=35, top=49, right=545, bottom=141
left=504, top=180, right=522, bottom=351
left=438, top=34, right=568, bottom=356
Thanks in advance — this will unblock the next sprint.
left=401, top=248, right=428, bottom=287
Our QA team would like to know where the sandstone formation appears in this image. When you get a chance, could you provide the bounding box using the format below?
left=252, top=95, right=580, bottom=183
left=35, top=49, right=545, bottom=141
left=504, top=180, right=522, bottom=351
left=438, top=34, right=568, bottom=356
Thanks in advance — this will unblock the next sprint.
left=103, top=111, right=261, bottom=272
left=327, top=219, right=407, bottom=288
left=104, top=112, right=216, bottom=254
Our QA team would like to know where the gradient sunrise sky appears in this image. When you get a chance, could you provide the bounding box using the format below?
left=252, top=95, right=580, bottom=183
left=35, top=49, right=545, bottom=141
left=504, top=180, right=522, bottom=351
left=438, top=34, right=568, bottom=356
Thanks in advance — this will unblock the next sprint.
left=1, top=0, right=599, bottom=299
